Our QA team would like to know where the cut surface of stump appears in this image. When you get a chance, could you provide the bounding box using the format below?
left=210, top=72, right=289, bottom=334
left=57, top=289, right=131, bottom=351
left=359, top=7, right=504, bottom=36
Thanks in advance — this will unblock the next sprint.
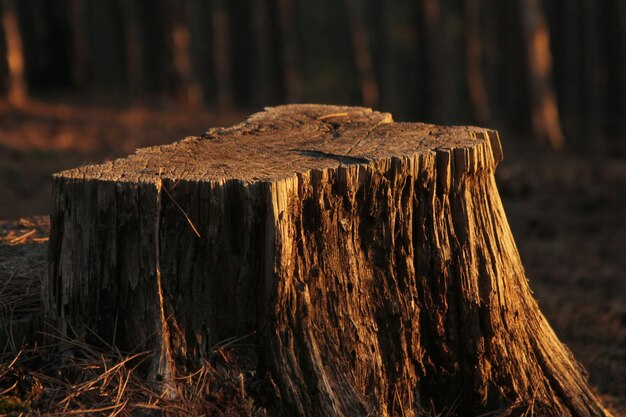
left=47, top=105, right=611, bottom=416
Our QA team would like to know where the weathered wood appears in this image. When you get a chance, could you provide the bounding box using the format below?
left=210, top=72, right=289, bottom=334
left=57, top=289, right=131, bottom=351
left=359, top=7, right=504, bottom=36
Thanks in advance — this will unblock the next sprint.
left=46, top=104, right=611, bottom=416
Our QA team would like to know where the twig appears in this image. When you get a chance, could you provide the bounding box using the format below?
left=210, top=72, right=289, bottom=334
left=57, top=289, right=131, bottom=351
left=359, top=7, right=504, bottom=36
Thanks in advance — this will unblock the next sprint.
left=317, top=112, right=349, bottom=120
left=9, top=229, right=37, bottom=243
left=161, top=182, right=202, bottom=238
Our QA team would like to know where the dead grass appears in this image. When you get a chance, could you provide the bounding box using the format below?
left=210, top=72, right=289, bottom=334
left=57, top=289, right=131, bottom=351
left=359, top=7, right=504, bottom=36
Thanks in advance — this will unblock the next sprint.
left=0, top=336, right=269, bottom=416
left=0, top=217, right=48, bottom=353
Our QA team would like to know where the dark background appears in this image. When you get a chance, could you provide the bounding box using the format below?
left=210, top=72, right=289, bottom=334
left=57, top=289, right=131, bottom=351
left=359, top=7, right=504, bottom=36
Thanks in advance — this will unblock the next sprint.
left=0, top=0, right=625, bottom=149
left=0, top=0, right=624, bottom=413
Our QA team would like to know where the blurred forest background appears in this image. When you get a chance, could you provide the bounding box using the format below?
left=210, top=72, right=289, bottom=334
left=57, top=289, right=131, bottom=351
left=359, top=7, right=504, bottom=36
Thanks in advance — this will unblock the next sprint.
left=0, top=0, right=624, bottom=412
left=0, top=0, right=625, bottom=151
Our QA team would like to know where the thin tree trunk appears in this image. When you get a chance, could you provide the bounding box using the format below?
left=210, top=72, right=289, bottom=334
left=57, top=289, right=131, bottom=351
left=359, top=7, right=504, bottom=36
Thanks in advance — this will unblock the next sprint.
left=130, top=0, right=176, bottom=95
left=121, top=0, right=143, bottom=99
left=421, top=0, right=459, bottom=123
left=380, top=0, right=419, bottom=120
left=464, top=0, right=490, bottom=124
left=2, top=0, right=27, bottom=105
left=67, top=0, right=89, bottom=90
left=251, top=0, right=275, bottom=106
left=558, top=0, right=580, bottom=142
left=170, top=0, right=203, bottom=107
left=85, top=1, right=127, bottom=94
left=478, top=0, right=499, bottom=122
left=345, top=0, right=379, bottom=108
left=422, top=0, right=443, bottom=121
left=276, top=0, right=302, bottom=102
left=600, top=0, right=626, bottom=141
left=211, top=0, right=233, bottom=111
left=581, top=0, right=604, bottom=153
left=617, top=0, right=626, bottom=140
left=518, top=0, right=564, bottom=149
left=188, top=0, right=215, bottom=106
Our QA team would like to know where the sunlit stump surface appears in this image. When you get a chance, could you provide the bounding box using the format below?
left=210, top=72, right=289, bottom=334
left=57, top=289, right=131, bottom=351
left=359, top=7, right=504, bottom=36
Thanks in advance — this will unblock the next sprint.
left=46, top=105, right=611, bottom=417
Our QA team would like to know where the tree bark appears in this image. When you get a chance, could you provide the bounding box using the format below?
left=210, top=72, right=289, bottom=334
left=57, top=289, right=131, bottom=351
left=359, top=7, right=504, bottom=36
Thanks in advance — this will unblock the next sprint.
left=46, top=105, right=611, bottom=417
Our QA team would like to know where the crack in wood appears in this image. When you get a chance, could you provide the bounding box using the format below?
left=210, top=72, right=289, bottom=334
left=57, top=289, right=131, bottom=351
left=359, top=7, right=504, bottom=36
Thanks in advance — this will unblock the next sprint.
left=344, top=119, right=388, bottom=157
left=293, top=149, right=371, bottom=165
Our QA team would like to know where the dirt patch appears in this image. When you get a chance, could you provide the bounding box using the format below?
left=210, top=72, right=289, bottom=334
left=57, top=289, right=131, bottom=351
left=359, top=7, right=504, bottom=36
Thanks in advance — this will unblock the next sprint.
left=497, top=141, right=626, bottom=415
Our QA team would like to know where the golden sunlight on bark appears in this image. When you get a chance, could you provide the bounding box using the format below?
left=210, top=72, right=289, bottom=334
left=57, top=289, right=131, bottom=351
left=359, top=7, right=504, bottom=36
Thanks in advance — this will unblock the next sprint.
left=46, top=105, right=611, bottom=416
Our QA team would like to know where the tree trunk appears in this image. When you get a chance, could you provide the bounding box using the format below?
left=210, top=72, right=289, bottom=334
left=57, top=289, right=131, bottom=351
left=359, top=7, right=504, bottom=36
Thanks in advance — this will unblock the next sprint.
left=250, top=0, right=276, bottom=106
left=169, top=0, right=203, bottom=107
left=517, top=0, right=564, bottom=149
left=275, top=0, right=302, bottom=102
left=345, top=0, right=379, bottom=108
left=211, top=0, right=233, bottom=111
left=1, top=0, right=28, bottom=105
left=464, top=0, right=490, bottom=125
left=84, top=1, right=127, bottom=94
left=379, top=0, right=420, bottom=120
left=46, top=105, right=611, bottom=417
left=579, top=0, right=604, bottom=153
left=67, top=0, right=89, bottom=90
left=421, top=0, right=455, bottom=123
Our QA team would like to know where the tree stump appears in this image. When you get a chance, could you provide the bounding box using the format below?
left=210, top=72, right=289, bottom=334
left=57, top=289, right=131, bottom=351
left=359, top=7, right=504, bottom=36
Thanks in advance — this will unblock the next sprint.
left=46, top=105, right=610, bottom=416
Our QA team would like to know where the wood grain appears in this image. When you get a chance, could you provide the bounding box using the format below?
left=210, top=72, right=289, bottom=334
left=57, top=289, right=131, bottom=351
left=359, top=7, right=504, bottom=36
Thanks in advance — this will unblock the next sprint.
left=46, top=105, right=610, bottom=416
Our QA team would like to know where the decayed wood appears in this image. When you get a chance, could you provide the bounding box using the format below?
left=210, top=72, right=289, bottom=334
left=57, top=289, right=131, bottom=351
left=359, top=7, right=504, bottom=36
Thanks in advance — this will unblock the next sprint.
left=46, top=105, right=611, bottom=416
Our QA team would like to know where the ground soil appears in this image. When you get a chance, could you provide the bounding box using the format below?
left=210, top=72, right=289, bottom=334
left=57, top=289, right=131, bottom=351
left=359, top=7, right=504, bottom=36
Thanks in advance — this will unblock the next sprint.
left=0, top=99, right=624, bottom=415
left=496, top=140, right=626, bottom=415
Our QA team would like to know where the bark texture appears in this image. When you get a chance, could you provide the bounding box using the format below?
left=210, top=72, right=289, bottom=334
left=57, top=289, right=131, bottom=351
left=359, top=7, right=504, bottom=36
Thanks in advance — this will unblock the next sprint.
left=46, top=105, right=610, bottom=416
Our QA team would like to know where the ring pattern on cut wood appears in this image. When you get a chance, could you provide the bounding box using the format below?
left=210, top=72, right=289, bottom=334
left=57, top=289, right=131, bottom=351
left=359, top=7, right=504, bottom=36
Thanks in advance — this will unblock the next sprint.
left=46, top=105, right=611, bottom=416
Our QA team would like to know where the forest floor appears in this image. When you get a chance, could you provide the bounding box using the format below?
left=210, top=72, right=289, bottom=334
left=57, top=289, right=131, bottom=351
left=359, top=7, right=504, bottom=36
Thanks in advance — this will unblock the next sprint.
left=0, top=99, right=624, bottom=415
